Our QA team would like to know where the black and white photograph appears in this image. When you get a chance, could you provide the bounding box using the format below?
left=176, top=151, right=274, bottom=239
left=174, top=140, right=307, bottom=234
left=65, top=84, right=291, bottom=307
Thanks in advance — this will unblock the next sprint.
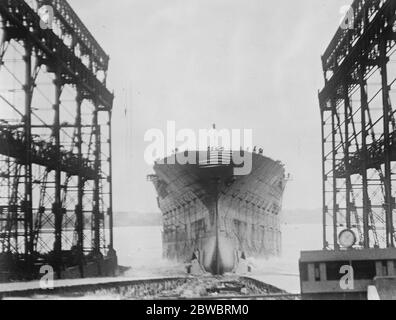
left=0, top=0, right=396, bottom=305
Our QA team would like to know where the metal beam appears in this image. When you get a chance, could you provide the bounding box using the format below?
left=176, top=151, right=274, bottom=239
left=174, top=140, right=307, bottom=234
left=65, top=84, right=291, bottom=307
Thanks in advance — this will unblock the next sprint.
left=93, top=108, right=101, bottom=255
left=359, top=69, right=370, bottom=248
left=23, top=42, right=33, bottom=262
left=0, top=0, right=113, bottom=110
left=37, top=0, right=109, bottom=71
left=344, top=82, right=351, bottom=229
left=332, top=104, right=339, bottom=250
left=322, top=0, right=381, bottom=74
left=75, top=93, right=84, bottom=276
left=379, top=37, right=394, bottom=248
left=53, top=69, right=63, bottom=278
left=319, top=0, right=396, bottom=110
left=321, top=108, right=327, bottom=249
left=108, top=111, right=114, bottom=250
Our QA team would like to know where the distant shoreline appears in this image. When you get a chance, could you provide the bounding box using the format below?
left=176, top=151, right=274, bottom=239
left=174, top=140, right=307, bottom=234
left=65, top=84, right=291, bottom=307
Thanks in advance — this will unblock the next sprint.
left=114, top=209, right=322, bottom=228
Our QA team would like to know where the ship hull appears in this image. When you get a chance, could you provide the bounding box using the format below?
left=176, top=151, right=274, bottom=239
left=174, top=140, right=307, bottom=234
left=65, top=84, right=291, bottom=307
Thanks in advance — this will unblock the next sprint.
left=150, top=151, right=286, bottom=274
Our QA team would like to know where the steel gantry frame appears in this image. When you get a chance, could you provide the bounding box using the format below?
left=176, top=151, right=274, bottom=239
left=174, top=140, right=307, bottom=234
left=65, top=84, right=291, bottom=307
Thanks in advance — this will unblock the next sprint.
left=319, top=0, right=396, bottom=250
left=0, top=0, right=116, bottom=281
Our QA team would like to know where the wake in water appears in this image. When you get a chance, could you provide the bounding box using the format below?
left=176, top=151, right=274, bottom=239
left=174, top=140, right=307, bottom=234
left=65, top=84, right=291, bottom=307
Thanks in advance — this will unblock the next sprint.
left=114, top=224, right=321, bottom=293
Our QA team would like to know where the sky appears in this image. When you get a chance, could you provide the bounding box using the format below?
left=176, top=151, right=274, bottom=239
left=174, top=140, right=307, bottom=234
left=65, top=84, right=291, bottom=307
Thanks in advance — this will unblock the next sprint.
left=68, top=0, right=352, bottom=213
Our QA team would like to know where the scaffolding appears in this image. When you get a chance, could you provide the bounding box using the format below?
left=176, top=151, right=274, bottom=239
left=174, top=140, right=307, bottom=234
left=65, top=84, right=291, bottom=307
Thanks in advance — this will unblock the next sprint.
left=0, top=0, right=115, bottom=280
left=319, top=0, right=396, bottom=250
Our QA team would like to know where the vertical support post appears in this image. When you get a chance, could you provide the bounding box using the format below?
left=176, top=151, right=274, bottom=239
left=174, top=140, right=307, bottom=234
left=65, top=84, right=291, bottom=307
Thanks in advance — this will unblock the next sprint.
left=75, top=93, right=84, bottom=275
left=53, top=70, right=62, bottom=277
left=23, top=43, right=33, bottom=262
left=320, top=108, right=327, bottom=249
left=380, top=38, right=394, bottom=247
left=93, top=107, right=101, bottom=254
left=344, top=83, right=352, bottom=229
left=360, top=69, right=370, bottom=248
left=108, top=111, right=114, bottom=250
left=331, top=102, right=339, bottom=249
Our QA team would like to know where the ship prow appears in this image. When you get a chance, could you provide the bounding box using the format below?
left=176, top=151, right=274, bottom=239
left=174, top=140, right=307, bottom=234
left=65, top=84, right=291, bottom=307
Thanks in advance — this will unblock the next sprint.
left=149, top=150, right=286, bottom=274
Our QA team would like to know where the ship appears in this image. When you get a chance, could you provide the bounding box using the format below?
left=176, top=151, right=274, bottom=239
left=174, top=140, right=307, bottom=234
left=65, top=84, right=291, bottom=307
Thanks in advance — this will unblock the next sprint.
left=148, top=149, right=286, bottom=275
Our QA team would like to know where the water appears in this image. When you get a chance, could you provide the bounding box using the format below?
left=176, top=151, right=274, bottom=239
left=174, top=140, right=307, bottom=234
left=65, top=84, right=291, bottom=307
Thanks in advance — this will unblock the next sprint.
left=114, top=225, right=186, bottom=277
left=114, top=223, right=322, bottom=294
